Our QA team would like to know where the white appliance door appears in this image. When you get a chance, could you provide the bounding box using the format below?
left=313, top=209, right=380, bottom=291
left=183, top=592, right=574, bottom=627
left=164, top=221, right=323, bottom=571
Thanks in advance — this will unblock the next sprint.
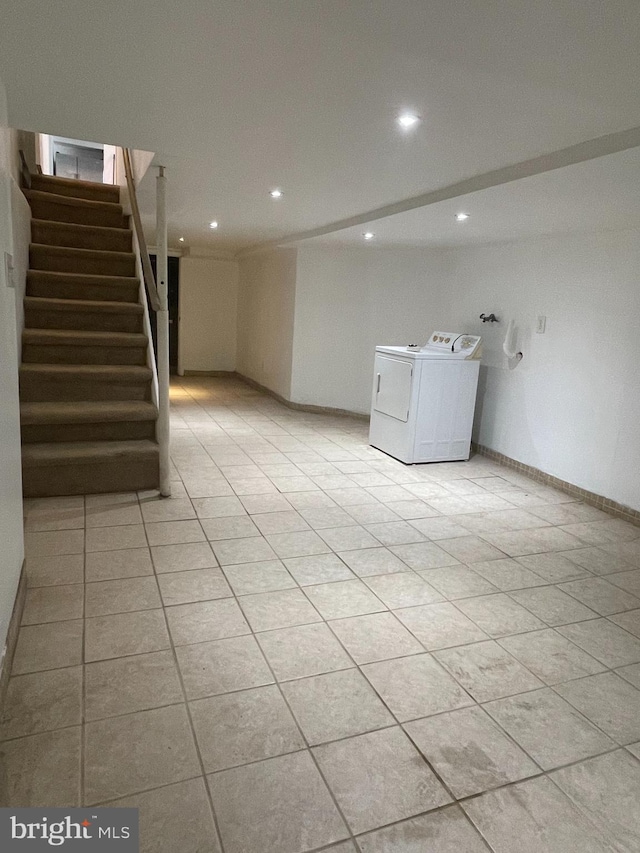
left=373, top=355, right=413, bottom=422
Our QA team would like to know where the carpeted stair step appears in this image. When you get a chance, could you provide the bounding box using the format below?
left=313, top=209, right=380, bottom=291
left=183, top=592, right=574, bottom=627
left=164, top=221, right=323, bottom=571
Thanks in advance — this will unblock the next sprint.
left=30, top=174, right=120, bottom=204
left=31, top=219, right=132, bottom=252
left=21, top=400, right=158, bottom=443
left=30, top=244, right=135, bottom=277
left=19, top=173, right=160, bottom=496
left=24, top=296, right=144, bottom=333
left=27, top=270, right=140, bottom=303
left=22, top=328, right=149, bottom=365
left=24, top=189, right=126, bottom=228
left=20, top=363, right=153, bottom=402
left=22, top=439, right=160, bottom=497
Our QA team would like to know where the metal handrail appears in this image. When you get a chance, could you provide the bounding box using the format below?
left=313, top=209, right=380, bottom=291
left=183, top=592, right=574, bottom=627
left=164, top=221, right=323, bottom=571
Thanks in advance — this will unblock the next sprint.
left=122, top=148, right=161, bottom=312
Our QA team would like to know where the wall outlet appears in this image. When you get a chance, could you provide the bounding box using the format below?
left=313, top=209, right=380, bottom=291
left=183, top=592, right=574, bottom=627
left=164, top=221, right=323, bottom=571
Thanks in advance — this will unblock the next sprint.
left=536, top=315, right=546, bottom=334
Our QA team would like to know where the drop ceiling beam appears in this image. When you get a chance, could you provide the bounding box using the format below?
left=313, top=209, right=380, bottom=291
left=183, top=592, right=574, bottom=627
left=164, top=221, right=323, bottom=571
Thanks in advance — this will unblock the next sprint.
left=235, top=125, right=640, bottom=258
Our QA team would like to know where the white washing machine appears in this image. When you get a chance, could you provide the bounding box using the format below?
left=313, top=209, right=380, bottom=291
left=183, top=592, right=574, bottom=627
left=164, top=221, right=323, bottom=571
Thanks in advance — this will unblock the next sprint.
left=369, top=332, right=482, bottom=464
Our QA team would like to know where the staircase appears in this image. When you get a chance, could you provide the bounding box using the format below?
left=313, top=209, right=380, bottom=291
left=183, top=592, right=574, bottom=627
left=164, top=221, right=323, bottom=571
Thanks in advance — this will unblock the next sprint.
left=20, top=174, right=160, bottom=497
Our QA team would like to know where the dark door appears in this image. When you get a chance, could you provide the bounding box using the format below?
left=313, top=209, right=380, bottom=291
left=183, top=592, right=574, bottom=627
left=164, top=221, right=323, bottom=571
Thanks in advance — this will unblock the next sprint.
left=149, top=255, right=180, bottom=374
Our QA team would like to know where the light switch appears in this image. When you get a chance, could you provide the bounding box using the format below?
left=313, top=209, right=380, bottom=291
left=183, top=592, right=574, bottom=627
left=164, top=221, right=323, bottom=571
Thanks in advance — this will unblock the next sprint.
left=536, top=315, right=546, bottom=334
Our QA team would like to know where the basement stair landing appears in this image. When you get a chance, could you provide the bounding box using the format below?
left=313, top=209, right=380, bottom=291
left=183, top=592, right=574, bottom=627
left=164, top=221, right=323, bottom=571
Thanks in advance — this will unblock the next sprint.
left=20, top=174, right=160, bottom=497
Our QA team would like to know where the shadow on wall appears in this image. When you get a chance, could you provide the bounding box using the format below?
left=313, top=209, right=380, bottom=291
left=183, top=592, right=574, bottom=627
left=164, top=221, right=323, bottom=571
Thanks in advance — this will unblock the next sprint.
left=471, top=364, right=489, bottom=442
left=473, top=361, right=540, bottom=471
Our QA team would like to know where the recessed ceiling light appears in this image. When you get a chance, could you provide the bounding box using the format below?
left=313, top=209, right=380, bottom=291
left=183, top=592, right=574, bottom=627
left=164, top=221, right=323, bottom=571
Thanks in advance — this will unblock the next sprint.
left=269, top=189, right=283, bottom=198
left=178, top=237, right=185, bottom=242
left=363, top=232, right=375, bottom=241
left=397, top=112, right=420, bottom=129
left=454, top=212, right=470, bottom=222
left=209, top=221, right=219, bottom=229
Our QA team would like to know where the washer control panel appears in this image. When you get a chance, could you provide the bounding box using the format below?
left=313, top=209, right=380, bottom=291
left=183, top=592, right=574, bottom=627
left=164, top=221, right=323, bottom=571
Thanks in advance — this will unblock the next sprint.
left=426, top=332, right=482, bottom=358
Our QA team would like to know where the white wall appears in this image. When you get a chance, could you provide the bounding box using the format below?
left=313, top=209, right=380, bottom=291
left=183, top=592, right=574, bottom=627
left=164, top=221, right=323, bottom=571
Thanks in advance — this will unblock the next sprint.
left=439, top=231, right=640, bottom=512
left=179, top=256, right=238, bottom=373
left=10, top=178, right=30, bottom=353
left=5, top=124, right=30, bottom=352
left=237, top=249, right=297, bottom=398
left=290, top=235, right=640, bottom=512
left=0, top=78, right=25, bottom=668
left=114, top=146, right=155, bottom=217
left=291, top=247, right=451, bottom=412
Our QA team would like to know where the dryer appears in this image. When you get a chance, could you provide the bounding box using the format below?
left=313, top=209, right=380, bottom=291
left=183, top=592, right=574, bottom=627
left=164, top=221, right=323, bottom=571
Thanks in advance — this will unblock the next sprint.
left=369, top=332, right=482, bottom=464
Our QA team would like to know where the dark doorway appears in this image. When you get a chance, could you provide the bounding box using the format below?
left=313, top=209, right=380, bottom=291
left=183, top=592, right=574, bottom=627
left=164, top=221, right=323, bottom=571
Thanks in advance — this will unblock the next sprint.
left=149, top=255, right=180, bottom=374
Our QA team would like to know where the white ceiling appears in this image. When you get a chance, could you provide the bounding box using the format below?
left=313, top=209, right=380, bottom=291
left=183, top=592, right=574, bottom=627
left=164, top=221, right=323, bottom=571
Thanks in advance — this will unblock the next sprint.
left=1, top=0, right=640, bottom=252
left=299, top=147, right=640, bottom=250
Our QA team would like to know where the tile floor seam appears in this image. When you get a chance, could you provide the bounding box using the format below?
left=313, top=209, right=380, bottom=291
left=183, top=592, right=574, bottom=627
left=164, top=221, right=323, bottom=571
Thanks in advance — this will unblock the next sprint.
left=546, top=679, right=639, bottom=748
left=7, top=648, right=633, bottom=745
left=502, top=587, right=602, bottom=623
left=480, top=689, right=621, bottom=768
left=170, top=415, right=478, bottom=843
left=88, top=773, right=211, bottom=808
left=80, top=494, right=87, bottom=811
left=0, top=719, right=85, bottom=745
left=148, top=525, right=227, bottom=853
left=441, top=596, right=542, bottom=641
left=200, top=535, right=359, bottom=849
left=406, top=714, right=549, bottom=792
left=162, top=502, right=378, bottom=784
left=351, top=801, right=497, bottom=852
left=13, top=378, right=640, bottom=852
left=33, top=596, right=631, bottom=662
left=544, top=760, right=635, bottom=849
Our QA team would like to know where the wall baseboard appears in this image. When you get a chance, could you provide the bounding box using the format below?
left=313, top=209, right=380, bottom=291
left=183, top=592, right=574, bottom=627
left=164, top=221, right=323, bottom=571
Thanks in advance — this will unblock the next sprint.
left=473, top=442, right=640, bottom=526
left=181, top=369, right=237, bottom=377
left=178, top=371, right=639, bottom=525
left=0, top=562, right=27, bottom=712
left=235, top=373, right=369, bottom=420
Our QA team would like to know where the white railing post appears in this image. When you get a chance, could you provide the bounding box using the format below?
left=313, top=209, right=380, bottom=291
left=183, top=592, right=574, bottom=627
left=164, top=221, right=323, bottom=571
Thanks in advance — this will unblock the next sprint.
left=156, top=165, right=171, bottom=497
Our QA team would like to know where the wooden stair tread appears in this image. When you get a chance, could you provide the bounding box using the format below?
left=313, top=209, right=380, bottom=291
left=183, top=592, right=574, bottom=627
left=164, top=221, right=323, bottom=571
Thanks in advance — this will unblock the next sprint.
left=21, top=401, right=158, bottom=424
left=24, top=296, right=143, bottom=314
left=22, top=439, right=159, bottom=467
left=23, top=328, right=148, bottom=346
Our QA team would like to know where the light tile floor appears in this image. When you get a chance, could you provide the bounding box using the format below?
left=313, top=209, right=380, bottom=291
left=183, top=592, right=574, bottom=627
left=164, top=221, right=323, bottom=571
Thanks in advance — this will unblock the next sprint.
left=2, top=375, right=640, bottom=852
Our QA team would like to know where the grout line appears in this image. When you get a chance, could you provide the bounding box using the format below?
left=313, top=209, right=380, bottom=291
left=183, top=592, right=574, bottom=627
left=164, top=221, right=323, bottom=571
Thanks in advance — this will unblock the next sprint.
left=473, top=442, right=640, bottom=527
left=80, top=494, right=87, bottom=808
left=169, top=410, right=360, bottom=845
left=10, top=378, right=640, bottom=853
left=142, top=508, right=228, bottom=853
left=245, top=612, right=359, bottom=846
